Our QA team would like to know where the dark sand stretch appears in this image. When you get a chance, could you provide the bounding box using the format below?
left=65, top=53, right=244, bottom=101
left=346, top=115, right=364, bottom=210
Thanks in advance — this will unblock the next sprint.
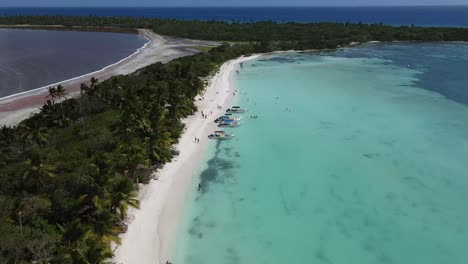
left=0, top=29, right=219, bottom=126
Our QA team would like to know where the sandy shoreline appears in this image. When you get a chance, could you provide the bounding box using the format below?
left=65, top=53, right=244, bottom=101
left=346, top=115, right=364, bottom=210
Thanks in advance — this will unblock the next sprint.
left=0, top=29, right=219, bottom=126
left=112, top=55, right=261, bottom=264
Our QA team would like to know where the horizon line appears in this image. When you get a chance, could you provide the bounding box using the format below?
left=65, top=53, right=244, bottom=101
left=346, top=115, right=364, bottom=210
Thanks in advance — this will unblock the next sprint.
left=2, top=5, right=468, bottom=8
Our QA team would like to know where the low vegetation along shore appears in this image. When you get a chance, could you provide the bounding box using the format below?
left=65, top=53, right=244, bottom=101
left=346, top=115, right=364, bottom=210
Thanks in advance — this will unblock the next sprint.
left=0, top=16, right=467, bottom=263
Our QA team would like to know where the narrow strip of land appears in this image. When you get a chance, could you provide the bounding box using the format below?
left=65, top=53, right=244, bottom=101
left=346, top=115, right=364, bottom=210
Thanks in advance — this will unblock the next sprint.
left=112, top=55, right=261, bottom=264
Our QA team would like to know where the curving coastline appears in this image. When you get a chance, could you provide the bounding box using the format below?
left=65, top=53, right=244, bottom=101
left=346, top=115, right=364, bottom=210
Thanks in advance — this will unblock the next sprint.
left=112, top=55, right=261, bottom=264
left=0, top=29, right=219, bottom=126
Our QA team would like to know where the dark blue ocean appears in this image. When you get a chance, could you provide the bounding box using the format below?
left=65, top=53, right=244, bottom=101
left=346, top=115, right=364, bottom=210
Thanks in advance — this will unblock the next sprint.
left=1, top=6, right=468, bottom=27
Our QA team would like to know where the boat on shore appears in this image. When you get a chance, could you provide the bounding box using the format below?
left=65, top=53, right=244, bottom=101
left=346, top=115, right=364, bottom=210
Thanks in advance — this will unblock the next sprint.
left=218, top=119, right=241, bottom=127
left=215, top=115, right=241, bottom=123
left=226, top=106, right=247, bottom=113
left=208, top=131, right=235, bottom=140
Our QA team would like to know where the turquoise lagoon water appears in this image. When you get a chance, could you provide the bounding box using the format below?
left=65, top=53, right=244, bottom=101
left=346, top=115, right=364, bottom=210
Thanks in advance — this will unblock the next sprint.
left=172, top=43, right=468, bottom=264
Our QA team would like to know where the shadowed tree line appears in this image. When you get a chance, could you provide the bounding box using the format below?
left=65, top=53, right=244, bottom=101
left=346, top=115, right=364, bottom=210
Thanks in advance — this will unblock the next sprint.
left=0, top=15, right=467, bottom=50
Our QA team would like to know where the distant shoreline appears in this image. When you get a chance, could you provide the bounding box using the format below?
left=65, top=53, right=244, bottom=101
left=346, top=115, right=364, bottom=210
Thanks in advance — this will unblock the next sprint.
left=0, top=24, right=139, bottom=34
left=1, top=7, right=467, bottom=28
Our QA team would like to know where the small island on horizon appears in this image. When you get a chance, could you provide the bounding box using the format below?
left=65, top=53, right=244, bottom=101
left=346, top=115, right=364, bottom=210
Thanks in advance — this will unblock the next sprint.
left=1, top=7, right=468, bottom=264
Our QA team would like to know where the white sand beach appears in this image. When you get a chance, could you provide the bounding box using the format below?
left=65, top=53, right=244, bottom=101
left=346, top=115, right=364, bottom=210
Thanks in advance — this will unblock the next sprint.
left=112, top=55, right=261, bottom=264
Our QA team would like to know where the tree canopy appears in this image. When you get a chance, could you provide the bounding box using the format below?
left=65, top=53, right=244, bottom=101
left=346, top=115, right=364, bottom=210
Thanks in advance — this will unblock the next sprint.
left=1, top=16, right=467, bottom=50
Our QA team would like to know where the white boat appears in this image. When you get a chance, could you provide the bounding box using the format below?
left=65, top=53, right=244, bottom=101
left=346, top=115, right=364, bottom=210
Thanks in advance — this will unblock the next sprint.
left=218, top=120, right=241, bottom=127
left=215, top=115, right=241, bottom=123
left=226, top=106, right=247, bottom=113
left=208, top=131, right=235, bottom=140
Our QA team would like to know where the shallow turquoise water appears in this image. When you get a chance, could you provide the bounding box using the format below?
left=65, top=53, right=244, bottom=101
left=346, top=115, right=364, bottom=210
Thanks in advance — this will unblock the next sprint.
left=173, top=43, right=468, bottom=264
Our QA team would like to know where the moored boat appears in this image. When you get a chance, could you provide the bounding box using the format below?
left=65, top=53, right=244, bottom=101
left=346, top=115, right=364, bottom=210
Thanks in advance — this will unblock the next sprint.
left=215, top=115, right=241, bottom=123
left=208, top=130, right=235, bottom=140
left=226, top=106, right=247, bottom=113
left=218, top=119, right=241, bottom=127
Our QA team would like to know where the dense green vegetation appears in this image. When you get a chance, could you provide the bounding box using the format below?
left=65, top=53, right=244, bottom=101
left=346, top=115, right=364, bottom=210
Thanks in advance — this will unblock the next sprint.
left=0, top=15, right=467, bottom=263
left=189, top=45, right=216, bottom=52
left=0, top=16, right=467, bottom=50
left=0, top=42, right=256, bottom=263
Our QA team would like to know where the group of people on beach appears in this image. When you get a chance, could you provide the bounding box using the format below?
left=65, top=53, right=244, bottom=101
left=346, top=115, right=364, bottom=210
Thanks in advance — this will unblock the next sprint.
left=201, top=110, right=214, bottom=119
left=194, top=137, right=200, bottom=143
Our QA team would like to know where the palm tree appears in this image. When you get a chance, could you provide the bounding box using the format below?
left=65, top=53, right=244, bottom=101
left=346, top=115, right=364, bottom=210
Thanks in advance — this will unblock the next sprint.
left=109, top=176, right=140, bottom=219
left=94, top=213, right=122, bottom=246
left=88, top=198, right=122, bottom=245
left=78, top=83, right=90, bottom=118
left=58, top=220, right=91, bottom=264
left=46, top=86, right=57, bottom=104
left=90, top=77, right=98, bottom=89
left=82, top=238, right=113, bottom=264
left=23, top=156, right=55, bottom=187
left=18, top=121, right=48, bottom=146
left=118, top=142, right=149, bottom=186
left=80, top=83, right=89, bottom=96
left=0, top=125, right=15, bottom=143
left=59, top=219, right=86, bottom=247
left=55, top=85, right=68, bottom=125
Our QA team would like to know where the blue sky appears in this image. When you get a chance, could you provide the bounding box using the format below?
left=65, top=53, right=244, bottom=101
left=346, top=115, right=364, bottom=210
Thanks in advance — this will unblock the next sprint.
left=1, top=0, right=467, bottom=6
